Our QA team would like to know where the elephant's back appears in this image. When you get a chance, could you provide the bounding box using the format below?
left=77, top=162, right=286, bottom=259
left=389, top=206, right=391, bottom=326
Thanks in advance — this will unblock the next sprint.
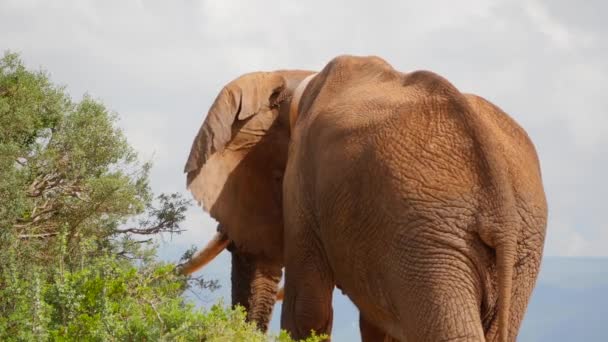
left=299, top=70, right=492, bottom=223
left=300, top=67, right=547, bottom=221
left=305, top=67, right=549, bottom=253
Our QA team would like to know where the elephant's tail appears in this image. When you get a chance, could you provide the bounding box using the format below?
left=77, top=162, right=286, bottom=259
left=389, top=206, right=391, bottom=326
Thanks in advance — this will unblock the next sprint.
left=476, top=178, right=518, bottom=342
left=495, top=223, right=517, bottom=342
left=459, top=93, right=519, bottom=342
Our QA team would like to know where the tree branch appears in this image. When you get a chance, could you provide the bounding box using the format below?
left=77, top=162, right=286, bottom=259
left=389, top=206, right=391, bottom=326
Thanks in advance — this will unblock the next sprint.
left=116, top=225, right=185, bottom=235
left=18, top=232, right=59, bottom=239
left=143, top=298, right=164, bottom=328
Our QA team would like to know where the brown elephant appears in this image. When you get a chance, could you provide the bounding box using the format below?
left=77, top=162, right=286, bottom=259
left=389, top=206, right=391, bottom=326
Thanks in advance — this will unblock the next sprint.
left=179, top=55, right=547, bottom=342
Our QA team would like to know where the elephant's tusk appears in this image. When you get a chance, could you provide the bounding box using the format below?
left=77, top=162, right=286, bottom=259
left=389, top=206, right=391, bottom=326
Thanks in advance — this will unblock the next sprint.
left=276, top=286, right=285, bottom=301
left=177, top=231, right=229, bottom=275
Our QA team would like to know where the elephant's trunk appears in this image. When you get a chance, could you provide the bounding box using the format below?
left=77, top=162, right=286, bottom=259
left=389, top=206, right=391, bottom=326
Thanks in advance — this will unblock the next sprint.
left=231, top=251, right=282, bottom=332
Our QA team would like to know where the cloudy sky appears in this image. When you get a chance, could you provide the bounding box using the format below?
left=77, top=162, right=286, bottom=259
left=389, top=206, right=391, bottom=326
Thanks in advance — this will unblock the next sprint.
left=1, top=0, right=606, bottom=259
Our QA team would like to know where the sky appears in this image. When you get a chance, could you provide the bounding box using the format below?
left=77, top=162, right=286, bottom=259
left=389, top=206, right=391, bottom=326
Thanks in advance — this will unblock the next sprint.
left=2, top=0, right=606, bottom=340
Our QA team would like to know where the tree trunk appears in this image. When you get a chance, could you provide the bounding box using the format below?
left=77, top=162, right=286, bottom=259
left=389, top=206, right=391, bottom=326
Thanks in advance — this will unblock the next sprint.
left=231, top=251, right=282, bottom=332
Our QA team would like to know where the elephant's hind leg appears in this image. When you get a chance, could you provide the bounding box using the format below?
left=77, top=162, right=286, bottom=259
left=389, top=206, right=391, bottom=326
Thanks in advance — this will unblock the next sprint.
left=410, top=289, right=486, bottom=342
left=392, top=227, right=487, bottom=341
left=281, top=211, right=334, bottom=340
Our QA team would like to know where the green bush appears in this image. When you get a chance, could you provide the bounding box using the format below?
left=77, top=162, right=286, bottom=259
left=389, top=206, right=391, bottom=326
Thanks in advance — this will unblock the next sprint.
left=1, top=252, right=326, bottom=341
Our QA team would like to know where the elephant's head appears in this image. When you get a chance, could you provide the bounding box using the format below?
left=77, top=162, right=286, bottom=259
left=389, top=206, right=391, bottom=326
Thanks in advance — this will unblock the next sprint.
left=178, top=70, right=316, bottom=331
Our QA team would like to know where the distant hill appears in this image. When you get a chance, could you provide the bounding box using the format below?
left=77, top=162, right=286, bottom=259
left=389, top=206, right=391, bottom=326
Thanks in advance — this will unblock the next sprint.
left=190, top=256, right=608, bottom=341
left=518, top=258, right=608, bottom=341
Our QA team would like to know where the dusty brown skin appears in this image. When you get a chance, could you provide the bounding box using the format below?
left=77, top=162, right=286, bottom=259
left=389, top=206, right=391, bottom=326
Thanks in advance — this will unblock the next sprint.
left=181, top=55, right=547, bottom=341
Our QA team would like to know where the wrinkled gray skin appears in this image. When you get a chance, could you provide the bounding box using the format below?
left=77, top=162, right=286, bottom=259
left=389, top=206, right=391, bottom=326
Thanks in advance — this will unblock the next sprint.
left=180, top=55, right=548, bottom=341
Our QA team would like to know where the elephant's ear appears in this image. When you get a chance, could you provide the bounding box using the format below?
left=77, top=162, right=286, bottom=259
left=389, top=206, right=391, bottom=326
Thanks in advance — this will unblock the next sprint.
left=184, top=70, right=314, bottom=260
left=184, top=72, right=286, bottom=212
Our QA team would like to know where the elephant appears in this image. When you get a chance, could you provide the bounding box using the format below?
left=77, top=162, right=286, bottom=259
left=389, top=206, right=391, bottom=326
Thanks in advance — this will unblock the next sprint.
left=178, top=55, right=547, bottom=342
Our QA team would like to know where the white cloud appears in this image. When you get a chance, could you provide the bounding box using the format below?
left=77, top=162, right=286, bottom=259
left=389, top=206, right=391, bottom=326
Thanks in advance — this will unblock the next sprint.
left=524, top=0, right=574, bottom=49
